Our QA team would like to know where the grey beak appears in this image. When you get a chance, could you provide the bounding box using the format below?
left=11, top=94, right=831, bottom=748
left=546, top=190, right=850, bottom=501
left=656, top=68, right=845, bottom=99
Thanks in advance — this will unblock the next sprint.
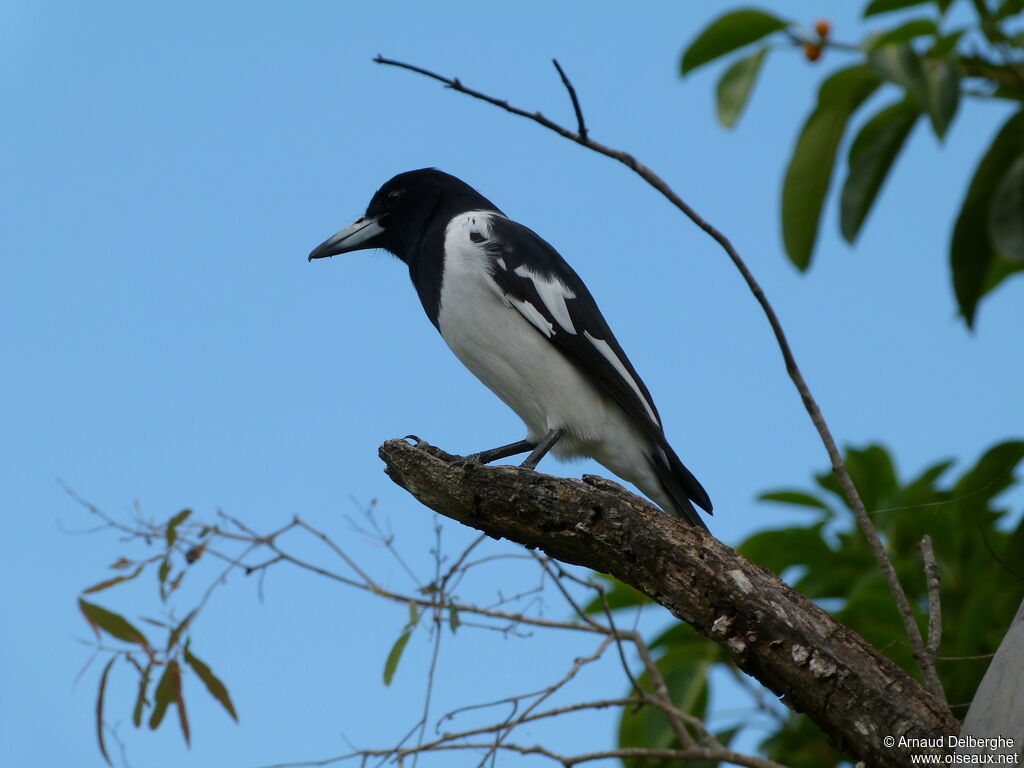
left=308, top=216, right=385, bottom=261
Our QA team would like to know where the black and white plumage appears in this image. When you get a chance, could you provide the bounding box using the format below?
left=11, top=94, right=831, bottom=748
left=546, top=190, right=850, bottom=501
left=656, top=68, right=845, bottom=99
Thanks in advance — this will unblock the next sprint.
left=309, top=168, right=712, bottom=529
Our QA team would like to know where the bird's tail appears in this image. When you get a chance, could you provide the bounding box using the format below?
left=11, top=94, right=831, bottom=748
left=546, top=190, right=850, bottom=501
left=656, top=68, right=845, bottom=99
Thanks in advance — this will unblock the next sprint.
left=647, top=442, right=712, bottom=530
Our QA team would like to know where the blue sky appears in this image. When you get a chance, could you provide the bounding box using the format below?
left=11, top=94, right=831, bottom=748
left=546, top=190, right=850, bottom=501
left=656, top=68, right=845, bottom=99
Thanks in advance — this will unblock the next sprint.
left=2, top=2, right=1022, bottom=767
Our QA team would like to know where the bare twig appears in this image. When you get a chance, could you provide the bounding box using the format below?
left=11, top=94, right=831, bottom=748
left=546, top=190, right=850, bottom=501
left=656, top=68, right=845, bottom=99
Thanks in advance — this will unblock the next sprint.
left=918, top=535, right=946, bottom=704
left=478, top=636, right=614, bottom=767
left=76, top=494, right=798, bottom=768
left=627, top=628, right=700, bottom=748
left=260, top=740, right=791, bottom=768
left=372, top=54, right=943, bottom=710
left=551, top=59, right=587, bottom=140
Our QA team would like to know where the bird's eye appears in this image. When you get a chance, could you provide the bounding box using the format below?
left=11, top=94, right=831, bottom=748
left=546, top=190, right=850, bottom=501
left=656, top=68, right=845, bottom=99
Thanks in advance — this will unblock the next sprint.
left=386, top=190, right=403, bottom=208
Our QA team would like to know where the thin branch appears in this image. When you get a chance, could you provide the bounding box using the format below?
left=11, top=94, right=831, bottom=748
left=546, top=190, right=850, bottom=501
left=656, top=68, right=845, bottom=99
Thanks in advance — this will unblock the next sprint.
left=918, top=535, right=946, bottom=705
left=440, top=532, right=487, bottom=588
left=260, top=740, right=791, bottom=768
left=411, top=615, right=444, bottom=768
left=296, top=516, right=380, bottom=589
left=372, top=54, right=943, bottom=709
left=478, top=636, right=614, bottom=767
left=593, top=581, right=644, bottom=701
left=551, top=59, right=587, bottom=140
left=627, top=628, right=700, bottom=748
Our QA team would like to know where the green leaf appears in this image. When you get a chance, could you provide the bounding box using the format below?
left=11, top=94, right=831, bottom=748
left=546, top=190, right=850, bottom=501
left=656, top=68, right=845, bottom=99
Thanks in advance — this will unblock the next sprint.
left=149, top=661, right=175, bottom=730
left=930, top=28, right=966, bottom=57
left=922, top=58, right=960, bottom=138
left=841, top=99, right=919, bottom=242
left=167, top=608, right=198, bottom=652
left=79, top=599, right=150, bottom=648
left=994, top=0, right=1024, bottom=20
left=864, top=0, right=931, bottom=16
left=716, top=48, right=767, bottom=128
left=870, top=44, right=959, bottom=138
left=952, top=109, right=1024, bottom=325
left=165, top=509, right=192, bottom=548
left=96, top=656, right=116, bottom=766
left=649, top=622, right=721, bottom=658
left=447, top=600, right=460, bottom=634
left=756, top=490, right=832, bottom=512
left=952, top=441, right=1024, bottom=509
left=782, top=66, right=882, bottom=269
left=382, top=601, right=420, bottom=685
left=132, top=662, right=151, bottom=728
left=184, top=644, right=238, bottom=721
left=841, top=444, right=900, bottom=514
left=680, top=9, right=788, bottom=75
left=383, top=630, right=411, bottom=686
left=868, top=19, right=938, bottom=49
left=618, top=653, right=711, bottom=766
left=869, top=44, right=926, bottom=98
left=988, top=154, right=1024, bottom=262
left=83, top=563, right=145, bottom=595
left=171, top=660, right=190, bottom=747
left=737, top=524, right=833, bottom=576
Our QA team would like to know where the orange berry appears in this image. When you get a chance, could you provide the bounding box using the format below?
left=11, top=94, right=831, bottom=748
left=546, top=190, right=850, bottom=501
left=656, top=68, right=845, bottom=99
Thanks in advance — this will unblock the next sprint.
left=814, top=18, right=831, bottom=39
left=803, top=43, right=822, bottom=61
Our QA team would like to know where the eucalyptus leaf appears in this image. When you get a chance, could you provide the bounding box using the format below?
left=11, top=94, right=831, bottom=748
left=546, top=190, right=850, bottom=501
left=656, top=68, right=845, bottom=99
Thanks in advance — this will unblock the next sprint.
left=383, top=630, right=411, bottom=686
left=79, top=599, right=150, bottom=648
left=184, top=644, right=238, bottom=721
left=96, top=657, right=116, bottom=766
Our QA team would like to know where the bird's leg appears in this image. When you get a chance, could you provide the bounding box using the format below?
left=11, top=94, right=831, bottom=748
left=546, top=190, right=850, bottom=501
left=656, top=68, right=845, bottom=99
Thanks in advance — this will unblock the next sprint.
left=519, top=429, right=564, bottom=470
left=458, top=439, right=536, bottom=466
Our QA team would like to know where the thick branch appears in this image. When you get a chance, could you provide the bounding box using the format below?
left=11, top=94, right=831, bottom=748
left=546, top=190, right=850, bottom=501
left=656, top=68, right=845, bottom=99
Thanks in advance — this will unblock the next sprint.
left=380, top=439, right=960, bottom=768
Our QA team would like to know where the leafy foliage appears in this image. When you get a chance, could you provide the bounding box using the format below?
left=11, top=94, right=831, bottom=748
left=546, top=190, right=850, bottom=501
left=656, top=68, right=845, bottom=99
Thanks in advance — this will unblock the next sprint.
left=681, top=0, right=1024, bottom=326
left=78, top=508, right=235, bottom=755
left=383, top=601, right=421, bottom=686
left=601, top=440, right=1023, bottom=767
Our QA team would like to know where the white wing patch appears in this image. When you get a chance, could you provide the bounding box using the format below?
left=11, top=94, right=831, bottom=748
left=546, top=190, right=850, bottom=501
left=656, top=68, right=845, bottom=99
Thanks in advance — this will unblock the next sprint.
left=505, top=296, right=554, bottom=337
left=583, top=331, right=660, bottom=426
left=513, top=265, right=577, bottom=334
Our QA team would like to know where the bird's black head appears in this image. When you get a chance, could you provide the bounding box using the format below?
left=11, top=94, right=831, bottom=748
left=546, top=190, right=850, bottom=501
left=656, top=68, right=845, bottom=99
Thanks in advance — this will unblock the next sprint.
left=308, top=168, right=499, bottom=263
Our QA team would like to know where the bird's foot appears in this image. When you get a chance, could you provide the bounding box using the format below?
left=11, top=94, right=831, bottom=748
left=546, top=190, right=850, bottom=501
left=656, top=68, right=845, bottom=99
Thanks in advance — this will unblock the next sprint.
left=519, top=429, right=564, bottom=470
left=402, top=435, right=462, bottom=463
left=452, top=452, right=484, bottom=467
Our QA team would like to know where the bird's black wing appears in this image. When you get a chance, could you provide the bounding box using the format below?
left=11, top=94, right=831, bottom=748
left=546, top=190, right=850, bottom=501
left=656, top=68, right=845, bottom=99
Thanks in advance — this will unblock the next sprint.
left=480, top=214, right=712, bottom=518
left=483, top=215, right=665, bottom=442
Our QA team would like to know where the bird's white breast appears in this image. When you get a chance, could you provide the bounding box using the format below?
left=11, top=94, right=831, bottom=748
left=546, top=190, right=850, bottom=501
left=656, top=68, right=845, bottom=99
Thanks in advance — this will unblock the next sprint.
left=436, top=213, right=639, bottom=457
